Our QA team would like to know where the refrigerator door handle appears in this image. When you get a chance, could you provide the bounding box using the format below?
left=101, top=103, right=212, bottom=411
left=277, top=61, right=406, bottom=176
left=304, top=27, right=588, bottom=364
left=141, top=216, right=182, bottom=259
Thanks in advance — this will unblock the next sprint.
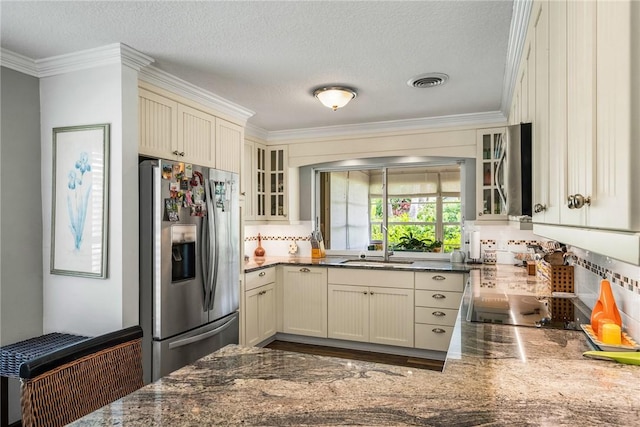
left=200, top=213, right=210, bottom=311
left=167, top=317, right=236, bottom=349
left=208, top=179, right=220, bottom=310
left=202, top=179, right=215, bottom=311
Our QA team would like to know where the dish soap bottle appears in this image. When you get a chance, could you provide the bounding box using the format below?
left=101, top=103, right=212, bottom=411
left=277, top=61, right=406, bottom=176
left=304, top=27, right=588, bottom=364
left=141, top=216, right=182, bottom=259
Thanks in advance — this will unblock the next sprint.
left=590, top=279, right=622, bottom=335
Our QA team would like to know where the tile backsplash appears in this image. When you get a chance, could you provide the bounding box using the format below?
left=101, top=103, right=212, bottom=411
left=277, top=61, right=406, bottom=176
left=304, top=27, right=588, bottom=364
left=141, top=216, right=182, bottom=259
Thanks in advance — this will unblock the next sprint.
left=569, top=246, right=640, bottom=342
left=244, top=222, right=313, bottom=258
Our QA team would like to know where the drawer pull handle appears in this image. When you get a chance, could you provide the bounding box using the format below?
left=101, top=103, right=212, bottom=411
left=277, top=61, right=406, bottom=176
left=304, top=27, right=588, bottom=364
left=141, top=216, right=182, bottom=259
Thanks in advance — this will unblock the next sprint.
left=432, top=311, right=446, bottom=317
left=300, top=267, right=311, bottom=272
left=258, top=272, right=266, bottom=277
left=432, top=275, right=446, bottom=281
left=432, top=293, right=446, bottom=299
left=432, top=328, right=446, bottom=334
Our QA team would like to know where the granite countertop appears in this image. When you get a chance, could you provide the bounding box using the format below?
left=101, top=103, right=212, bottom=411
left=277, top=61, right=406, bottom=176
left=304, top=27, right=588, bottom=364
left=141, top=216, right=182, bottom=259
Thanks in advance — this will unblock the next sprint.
left=71, top=316, right=640, bottom=425
left=244, top=255, right=472, bottom=273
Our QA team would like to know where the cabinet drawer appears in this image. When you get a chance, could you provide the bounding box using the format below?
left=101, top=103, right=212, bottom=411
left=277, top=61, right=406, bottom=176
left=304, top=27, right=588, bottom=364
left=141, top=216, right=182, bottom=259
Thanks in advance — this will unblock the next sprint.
left=415, top=307, right=458, bottom=326
left=328, top=268, right=413, bottom=289
left=415, top=272, right=464, bottom=292
left=415, top=290, right=462, bottom=310
left=415, top=323, right=454, bottom=352
left=245, top=267, right=275, bottom=291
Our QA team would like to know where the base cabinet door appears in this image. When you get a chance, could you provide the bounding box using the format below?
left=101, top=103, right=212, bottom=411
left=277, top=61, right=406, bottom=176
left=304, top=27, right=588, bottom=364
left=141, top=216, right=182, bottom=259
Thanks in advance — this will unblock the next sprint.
left=282, top=267, right=327, bottom=338
left=369, top=287, right=414, bottom=348
left=245, top=283, right=276, bottom=347
left=327, top=283, right=414, bottom=348
left=328, top=284, right=369, bottom=342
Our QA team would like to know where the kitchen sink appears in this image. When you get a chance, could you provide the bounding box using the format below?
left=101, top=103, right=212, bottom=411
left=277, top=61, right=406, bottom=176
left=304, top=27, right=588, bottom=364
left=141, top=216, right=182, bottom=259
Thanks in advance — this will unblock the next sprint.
left=340, top=259, right=414, bottom=268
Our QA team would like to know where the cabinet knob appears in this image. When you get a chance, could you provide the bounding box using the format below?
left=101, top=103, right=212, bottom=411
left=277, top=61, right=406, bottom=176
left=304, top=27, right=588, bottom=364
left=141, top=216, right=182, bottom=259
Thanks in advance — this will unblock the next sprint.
left=432, top=293, right=446, bottom=299
left=363, top=291, right=368, bottom=295
left=567, top=194, right=591, bottom=209
left=432, top=275, right=446, bottom=281
left=369, top=291, right=374, bottom=296
left=300, top=267, right=310, bottom=273
left=432, top=311, right=446, bottom=317
left=432, top=328, right=446, bottom=334
left=534, top=203, right=547, bottom=213
left=258, top=271, right=266, bottom=277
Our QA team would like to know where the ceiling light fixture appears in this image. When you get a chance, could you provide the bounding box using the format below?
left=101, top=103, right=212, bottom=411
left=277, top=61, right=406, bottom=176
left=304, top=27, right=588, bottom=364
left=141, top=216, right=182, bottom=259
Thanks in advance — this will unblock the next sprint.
left=313, top=86, right=357, bottom=111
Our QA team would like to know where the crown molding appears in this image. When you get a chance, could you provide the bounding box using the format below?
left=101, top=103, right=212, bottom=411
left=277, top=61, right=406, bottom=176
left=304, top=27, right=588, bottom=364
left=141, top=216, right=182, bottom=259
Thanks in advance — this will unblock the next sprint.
left=500, top=0, right=533, bottom=117
left=261, top=111, right=507, bottom=143
left=0, top=49, right=39, bottom=76
left=36, top=43, right=153, bottom=77
left=138, top=66, right=255, bottom=124
left=1, top=44, right=153, bottom=78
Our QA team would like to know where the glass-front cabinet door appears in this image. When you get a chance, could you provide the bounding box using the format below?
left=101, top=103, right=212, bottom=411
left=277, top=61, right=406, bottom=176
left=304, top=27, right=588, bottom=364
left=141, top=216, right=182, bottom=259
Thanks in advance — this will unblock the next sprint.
left=267, top=145, right=288, bottom=220
left=256, top=145, right=266, bottom=218
left=476, top=128, right=507, bottom=220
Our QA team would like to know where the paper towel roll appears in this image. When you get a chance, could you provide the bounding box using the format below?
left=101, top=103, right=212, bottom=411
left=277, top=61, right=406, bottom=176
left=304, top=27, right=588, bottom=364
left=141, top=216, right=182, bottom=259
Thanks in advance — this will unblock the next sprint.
left=469, top=231, right=481, bottom=260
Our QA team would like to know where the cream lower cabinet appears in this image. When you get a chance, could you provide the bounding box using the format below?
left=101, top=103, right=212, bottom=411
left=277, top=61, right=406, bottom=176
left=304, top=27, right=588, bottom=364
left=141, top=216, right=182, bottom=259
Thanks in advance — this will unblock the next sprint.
left=414, top=272, right=464, bottom=352
left=281, top=267, right=327, bottom=338
left=328, top=284, right=414, bottom=348
left=327, top=269, right=414, bottom=348
left=245, top=268, right=277, bottom=346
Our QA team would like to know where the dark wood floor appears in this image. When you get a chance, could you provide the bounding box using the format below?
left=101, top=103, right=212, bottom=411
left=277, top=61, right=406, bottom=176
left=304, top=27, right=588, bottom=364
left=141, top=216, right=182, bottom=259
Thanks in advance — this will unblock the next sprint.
left=265, top=340, right=444, bottom=372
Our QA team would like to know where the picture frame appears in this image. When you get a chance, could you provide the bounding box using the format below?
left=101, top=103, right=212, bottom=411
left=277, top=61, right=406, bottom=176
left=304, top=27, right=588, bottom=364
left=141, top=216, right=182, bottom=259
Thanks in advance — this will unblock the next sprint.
left=51, top=124, right=110, bottom=278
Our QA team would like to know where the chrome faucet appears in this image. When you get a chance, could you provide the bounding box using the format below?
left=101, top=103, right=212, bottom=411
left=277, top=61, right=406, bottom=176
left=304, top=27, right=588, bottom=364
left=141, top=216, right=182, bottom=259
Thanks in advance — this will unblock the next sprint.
left=381, top=225, right=392, bottom=262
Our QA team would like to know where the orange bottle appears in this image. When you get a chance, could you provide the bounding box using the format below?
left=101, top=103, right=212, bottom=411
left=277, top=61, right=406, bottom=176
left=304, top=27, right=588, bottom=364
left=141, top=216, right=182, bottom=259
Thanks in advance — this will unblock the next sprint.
left=590, top=279, right=622, bottom=335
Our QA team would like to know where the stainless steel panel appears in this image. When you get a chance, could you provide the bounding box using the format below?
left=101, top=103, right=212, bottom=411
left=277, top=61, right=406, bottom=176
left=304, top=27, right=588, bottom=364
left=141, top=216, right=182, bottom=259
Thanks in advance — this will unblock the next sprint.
left=206, top=169, right=240, bottom=322
left=151, top=312, right=239, bottom=382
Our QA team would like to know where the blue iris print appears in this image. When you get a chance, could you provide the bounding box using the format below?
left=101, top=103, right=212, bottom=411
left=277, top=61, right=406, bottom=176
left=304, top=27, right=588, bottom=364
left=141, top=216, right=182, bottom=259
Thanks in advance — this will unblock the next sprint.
left=67, top=152, right=92, bottom=250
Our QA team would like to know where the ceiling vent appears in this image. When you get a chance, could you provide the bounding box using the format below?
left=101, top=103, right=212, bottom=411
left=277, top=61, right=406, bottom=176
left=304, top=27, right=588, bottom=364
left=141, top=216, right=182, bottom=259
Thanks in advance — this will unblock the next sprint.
left=407, top=73, right=449, bottom=88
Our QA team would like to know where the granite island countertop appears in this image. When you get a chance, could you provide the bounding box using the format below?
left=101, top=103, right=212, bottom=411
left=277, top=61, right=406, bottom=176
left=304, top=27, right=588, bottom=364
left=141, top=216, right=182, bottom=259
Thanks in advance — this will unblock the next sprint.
left=244, top=255, right=473, bottom=273
left=71, top=319, right=640, bottom=426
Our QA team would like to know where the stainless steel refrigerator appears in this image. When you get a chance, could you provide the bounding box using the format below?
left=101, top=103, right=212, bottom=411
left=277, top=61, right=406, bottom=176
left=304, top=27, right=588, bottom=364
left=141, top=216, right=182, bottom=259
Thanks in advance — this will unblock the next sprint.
left=139, top=159, right=239, bottom=383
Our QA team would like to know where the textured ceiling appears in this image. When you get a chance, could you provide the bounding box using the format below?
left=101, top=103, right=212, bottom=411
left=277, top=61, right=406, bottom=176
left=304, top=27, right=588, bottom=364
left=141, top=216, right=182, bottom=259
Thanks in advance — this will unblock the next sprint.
left=1, top=1, right=514, bottom=133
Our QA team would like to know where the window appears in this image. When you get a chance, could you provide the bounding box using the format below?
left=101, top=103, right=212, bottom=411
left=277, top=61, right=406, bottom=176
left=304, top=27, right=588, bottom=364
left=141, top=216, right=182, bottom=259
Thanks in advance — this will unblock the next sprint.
left=319, top=165, right=462, bottom=253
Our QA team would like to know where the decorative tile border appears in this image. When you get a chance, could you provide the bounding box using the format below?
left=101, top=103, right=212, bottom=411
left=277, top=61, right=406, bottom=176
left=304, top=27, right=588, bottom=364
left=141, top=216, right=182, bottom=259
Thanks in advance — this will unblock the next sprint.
left=245, top=235, right=310, bottom=242
left=574, top=257, right=640, bottom=294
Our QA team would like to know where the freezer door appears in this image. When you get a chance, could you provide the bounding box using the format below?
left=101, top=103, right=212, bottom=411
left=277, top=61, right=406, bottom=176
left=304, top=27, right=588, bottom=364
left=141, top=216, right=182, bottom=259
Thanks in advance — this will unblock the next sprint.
left=151, top=312, right=239, bottom=381
left=206, top=169, right=240, bottom=322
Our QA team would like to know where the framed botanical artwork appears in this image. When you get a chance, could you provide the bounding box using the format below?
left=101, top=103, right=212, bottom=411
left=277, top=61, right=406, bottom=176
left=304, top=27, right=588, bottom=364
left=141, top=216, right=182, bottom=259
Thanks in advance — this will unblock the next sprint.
left=50, top=124, right=110, bottom=278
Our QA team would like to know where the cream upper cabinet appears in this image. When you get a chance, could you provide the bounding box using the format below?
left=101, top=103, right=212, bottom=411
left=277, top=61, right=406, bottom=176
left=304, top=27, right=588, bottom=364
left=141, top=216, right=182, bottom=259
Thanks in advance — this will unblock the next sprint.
left=267, top=145, right=288, bottom=220
left=476, top=128, right=508, bottom=220
left=243, top=139, right=255, bottom=218
left=539, top=0, right=564, bottom=224
left=281, top=266, right=327, bottom=338
left=177, top=103, right=216, bottom=166
left=563, top=0, right=595, bottom=227
left=215, top=118, right=243, bottom=174
left=138, top=88, right=179, bottom=159
left=243, top=142, right=282, bottom=222
left=138, top=84, right=245, bottom=172
left=590, top=0, right=638, bottom=231
left=531, top=0, right=562, bottom=225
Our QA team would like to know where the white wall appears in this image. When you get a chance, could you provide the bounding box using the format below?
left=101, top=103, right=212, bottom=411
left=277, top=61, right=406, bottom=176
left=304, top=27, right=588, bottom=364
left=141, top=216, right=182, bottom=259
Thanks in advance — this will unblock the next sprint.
left=40, top=63, right=139, bottom=336
left=0, top=66, right=43, bottom=424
